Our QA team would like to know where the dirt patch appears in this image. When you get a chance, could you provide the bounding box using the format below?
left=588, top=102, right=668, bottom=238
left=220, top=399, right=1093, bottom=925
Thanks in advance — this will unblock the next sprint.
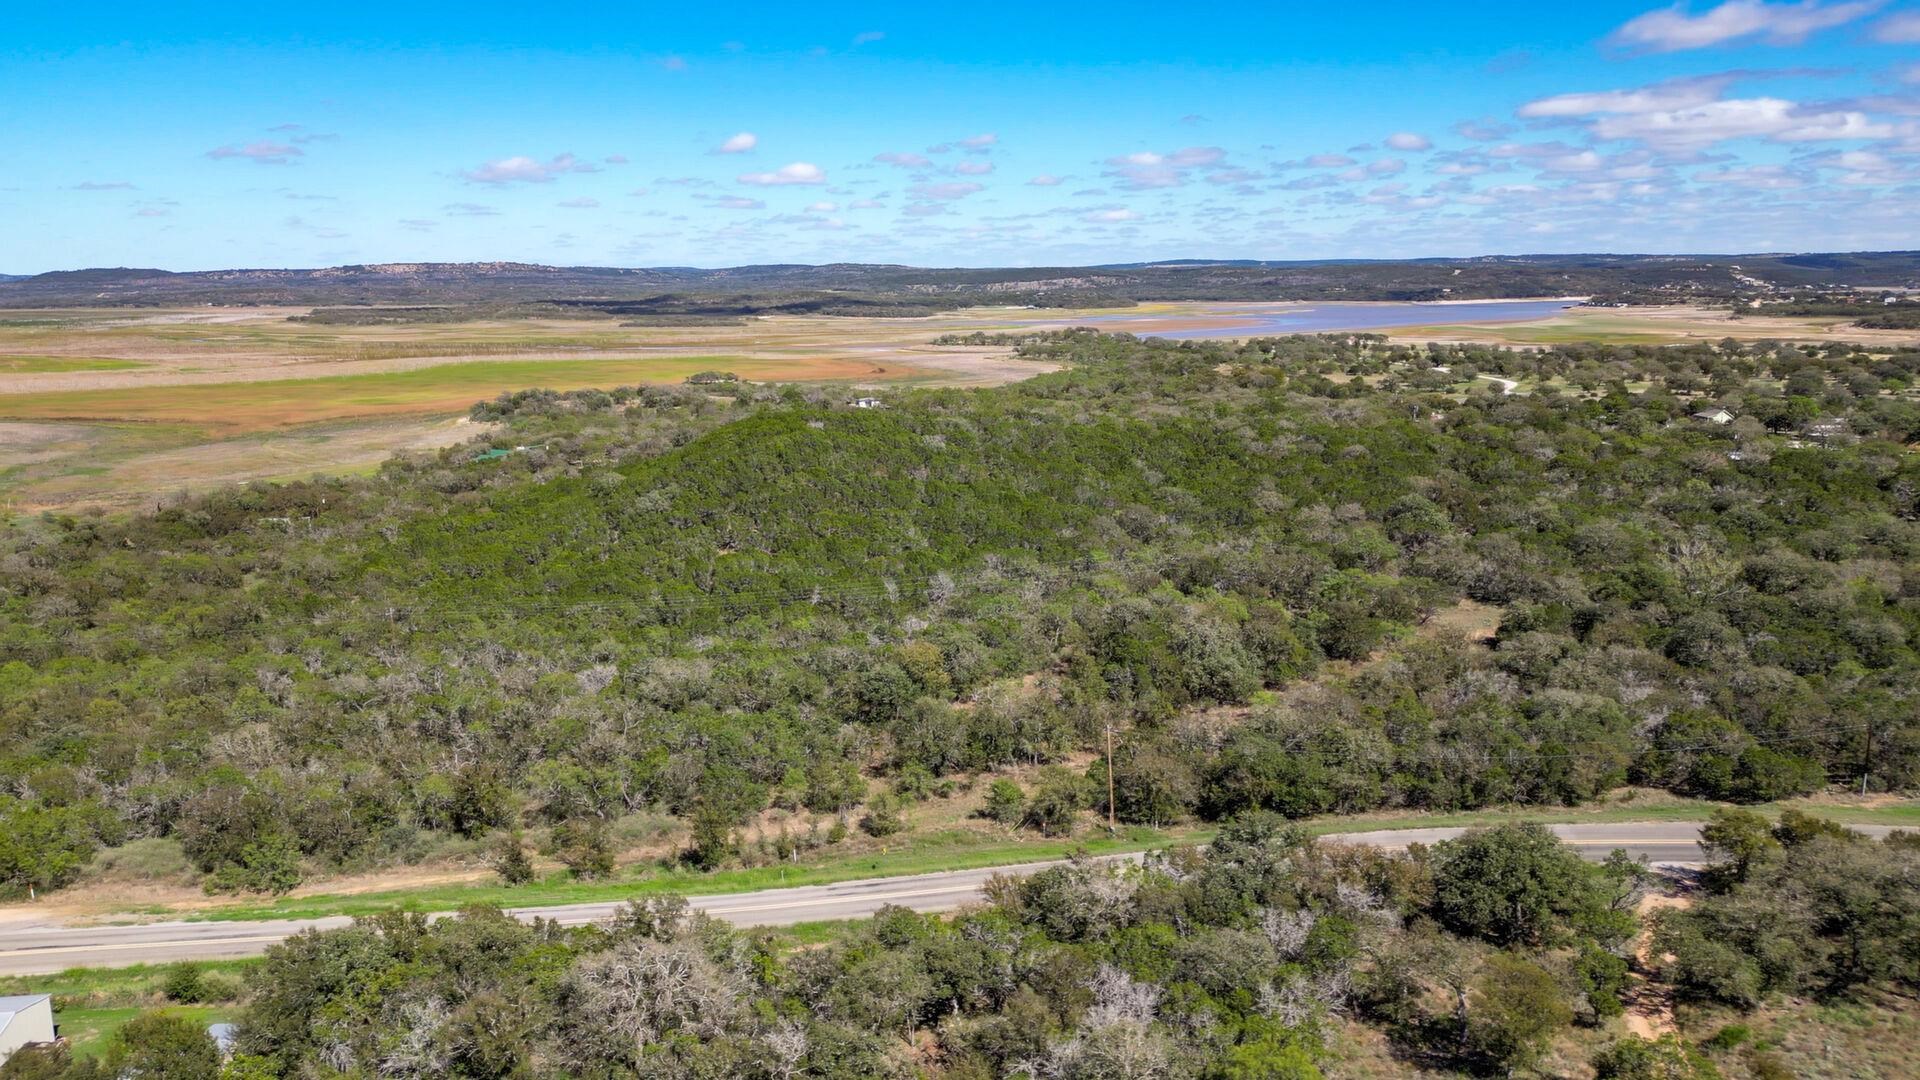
left=1419, top=599, right=1503, bottom=642
left=11, top=417, right=496, bottom=512
left=1624, top=890, right=1692, bottom=1039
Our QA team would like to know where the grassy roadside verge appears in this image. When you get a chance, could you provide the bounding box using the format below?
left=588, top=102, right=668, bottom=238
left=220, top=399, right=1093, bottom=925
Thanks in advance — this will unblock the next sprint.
left=0, top=961, right=253, bottom=1057
left=163, top=827, right=1188, bottom=923
left=124, top=795, right=1916, bottom=925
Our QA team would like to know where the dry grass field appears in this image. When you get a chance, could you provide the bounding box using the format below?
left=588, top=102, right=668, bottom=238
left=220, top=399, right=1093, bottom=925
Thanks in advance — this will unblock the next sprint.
left=0, top=306, right=1066, bottom=510
left=0, top=355, right=903, bottom=431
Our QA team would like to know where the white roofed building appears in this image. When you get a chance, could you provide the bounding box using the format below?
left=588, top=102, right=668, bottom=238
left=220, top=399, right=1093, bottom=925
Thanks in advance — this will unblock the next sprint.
left=0, top=994, right=57, bottom=1064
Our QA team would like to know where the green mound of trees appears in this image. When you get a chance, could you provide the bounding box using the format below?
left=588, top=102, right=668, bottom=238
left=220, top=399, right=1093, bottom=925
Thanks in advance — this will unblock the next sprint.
left=2, top=330, right=1918, bottom=895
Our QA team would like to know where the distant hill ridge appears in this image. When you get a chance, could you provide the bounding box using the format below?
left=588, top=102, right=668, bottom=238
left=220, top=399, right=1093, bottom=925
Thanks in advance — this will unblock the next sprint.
left=3, top=251, right=1917, bottom=307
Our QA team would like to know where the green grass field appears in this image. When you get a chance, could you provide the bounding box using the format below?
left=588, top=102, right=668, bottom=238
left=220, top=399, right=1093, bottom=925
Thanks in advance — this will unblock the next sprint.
left=53, top=1005, right=233, bottom=1058
left=0, top=353, right=890, bottom=432
left=0, top=354, right=143, bottom=373
left=0, top=961, right=253, bottom=1057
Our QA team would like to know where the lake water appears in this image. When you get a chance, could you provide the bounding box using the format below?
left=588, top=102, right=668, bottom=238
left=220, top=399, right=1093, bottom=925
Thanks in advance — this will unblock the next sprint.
left=1073, top=298, right=1577, bottom=339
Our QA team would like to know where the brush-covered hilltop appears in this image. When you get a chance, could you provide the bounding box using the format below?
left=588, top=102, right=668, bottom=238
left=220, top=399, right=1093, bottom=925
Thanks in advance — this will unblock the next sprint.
left=4, top=330, right=1920, bottom=1077
left=5, top=251, right=1920, bottom=310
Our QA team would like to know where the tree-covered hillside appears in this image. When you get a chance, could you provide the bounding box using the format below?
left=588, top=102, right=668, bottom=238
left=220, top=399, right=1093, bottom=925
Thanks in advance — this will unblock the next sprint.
left=3, top=330, right=1918, bottom=895
left=7, top=251, right=1920, bottom=308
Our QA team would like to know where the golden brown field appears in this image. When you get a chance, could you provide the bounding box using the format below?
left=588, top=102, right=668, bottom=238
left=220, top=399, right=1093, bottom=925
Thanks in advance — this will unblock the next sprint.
left=0, top=306, right=1061, bottom=510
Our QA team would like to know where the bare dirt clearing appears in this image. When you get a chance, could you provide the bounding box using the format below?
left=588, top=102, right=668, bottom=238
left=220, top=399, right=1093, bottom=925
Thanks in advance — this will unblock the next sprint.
left=15, top=416, right=491, bottom=510
left=1625, top=890, right=1692, bottom=1038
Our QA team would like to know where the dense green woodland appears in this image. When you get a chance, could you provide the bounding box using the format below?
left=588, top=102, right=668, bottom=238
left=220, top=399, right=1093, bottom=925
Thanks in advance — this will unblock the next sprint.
left=3, top=331, right=1920, bottom=895
left=5, top=819, right=1916, bottom=1078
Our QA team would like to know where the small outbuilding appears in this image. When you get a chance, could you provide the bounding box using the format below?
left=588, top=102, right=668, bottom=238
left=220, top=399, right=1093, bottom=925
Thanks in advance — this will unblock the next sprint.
left=1690, top=407, right=1735, bottom=424
left=850, top=397, right=883, bottom=409
left=208, top=1022, right=238, bottom=1057
left=0, top=995, right=56, bottom=1065
left=1804, top=418, right=1849, bottom=442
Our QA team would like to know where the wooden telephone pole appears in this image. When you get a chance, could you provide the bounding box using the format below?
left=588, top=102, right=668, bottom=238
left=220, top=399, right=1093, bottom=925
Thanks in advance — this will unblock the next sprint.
left=1104, top=723, right=1117, bottom=834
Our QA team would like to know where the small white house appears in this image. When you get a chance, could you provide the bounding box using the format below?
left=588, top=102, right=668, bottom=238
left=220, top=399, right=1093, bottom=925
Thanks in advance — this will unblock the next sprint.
left=851, top=397, right=883, bottom=409
left=1691, top=407, right=1735, bottom=425
left=0, top=995, right=56, bottom=1065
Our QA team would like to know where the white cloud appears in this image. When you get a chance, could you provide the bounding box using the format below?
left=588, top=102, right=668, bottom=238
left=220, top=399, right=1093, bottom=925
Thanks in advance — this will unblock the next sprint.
left=737, top=162, right=826, bottom=185
left=1385, top=132, right=1433, bottom=151
left=1875, top=11, right=1920, bottom=40
left=1102, top=145, right=1228, bottom=188
left=958, top=133, right=999, bottom=148
left=852, top=30, right=886, bottom=45
left=1693, top=163, right=1806, bottom=187
left=1520, top=75, right=1893, bottom=150
left=805, top=200, right=838, bottom=212
left=444, top=202, right=499, bottom=216
left=1611, top=1, right=1881, bottom=53
left=712, top=195, right=765, bottom=209
left=953, top=160, right=995, bottom=175
left=1303, top=153, right=1356, bottom=168
left=73, top=180, right=135, bottom=190
left=1806, top=147, right=1916, bottom=183
left=557, top=197, right=601, bottom=208
left=1541, top=150, right=1606, bottom=173
left=874, top=151, right=932, bottom=168
left=1339, top=158, right=1408, bottom=181
left=206, top=141, right=303, bottom=165
left=1453, top=119, right=1513, bottom=141
left=1518, top=74, right=1735, bottom=118
left=1901, top=63, right=1920, bottom=85
left=715, top=132, right=758, bottom=154
left=1082, top=208, right=1138, bottom=222
left=1027, top=174, right=1065, bottom=186
left=909, top=181, right=984, bottom=200
left=1591, top=97, right=1891, bottom=148
left=1282, top=173, right=1340, bottom=190
left=461, top=153, right=597, bottom=184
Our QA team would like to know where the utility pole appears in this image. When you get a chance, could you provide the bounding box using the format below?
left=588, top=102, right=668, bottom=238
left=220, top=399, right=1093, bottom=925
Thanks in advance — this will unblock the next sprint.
left=1104, top=723, right=1117, bottom=834
left=1862, top=718, right=1876, bottom=796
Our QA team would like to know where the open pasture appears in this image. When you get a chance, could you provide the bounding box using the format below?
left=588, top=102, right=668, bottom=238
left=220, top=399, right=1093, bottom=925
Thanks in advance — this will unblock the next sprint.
left=0, top=354, right=143, bottom=373
left=0, top=306, right=1061, bottom=509
left=0, top=354, right=892, bottom=432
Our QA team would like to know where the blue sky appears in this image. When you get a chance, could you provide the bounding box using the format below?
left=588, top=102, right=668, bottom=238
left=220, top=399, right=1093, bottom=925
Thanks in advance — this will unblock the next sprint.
left=4, top=1, right=1919, bottom=270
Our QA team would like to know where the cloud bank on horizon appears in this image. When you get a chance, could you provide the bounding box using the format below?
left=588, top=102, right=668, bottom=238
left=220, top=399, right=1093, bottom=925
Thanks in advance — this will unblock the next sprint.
left=6, top=0, right=1920, bottom=270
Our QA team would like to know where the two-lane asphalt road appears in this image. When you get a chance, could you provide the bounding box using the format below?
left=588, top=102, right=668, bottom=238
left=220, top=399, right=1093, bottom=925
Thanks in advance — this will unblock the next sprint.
left=0, top=822, right=1893, bottom=976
